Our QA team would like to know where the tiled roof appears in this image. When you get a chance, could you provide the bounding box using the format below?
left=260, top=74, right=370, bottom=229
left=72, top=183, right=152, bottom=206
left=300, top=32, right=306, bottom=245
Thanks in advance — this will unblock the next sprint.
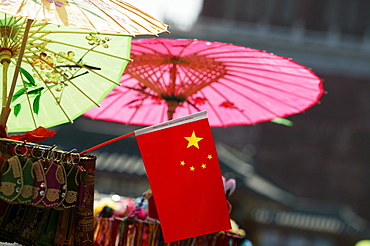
left=92, top=151, right=146, bottom=176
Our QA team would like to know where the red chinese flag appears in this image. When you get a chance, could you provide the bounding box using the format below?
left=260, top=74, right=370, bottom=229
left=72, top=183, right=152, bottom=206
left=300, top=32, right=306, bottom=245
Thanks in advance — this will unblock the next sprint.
left=135, top=111, right=231, bottom=242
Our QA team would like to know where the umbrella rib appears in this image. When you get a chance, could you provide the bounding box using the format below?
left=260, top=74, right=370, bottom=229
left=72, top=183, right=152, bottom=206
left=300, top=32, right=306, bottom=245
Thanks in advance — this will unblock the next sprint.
left=202, top=55, right=319, bottom=82
left=160, top=99, right=167, bottom=122
left=78, top=0, right=167, bottom=35
left=36, top=30, right=133, bottom=37
left=92, top=88, right=136, bottom=122
left=24, top=57, right=73, bottom=123
left=221, top=63, right=317, bottom=80
left=224, top=73, right=321, bottom=101
left=219, top=58, right=306, bottom=67
left=112, top=8, right=143, bottom=34
left=62, top=79, right=101, bottom=107
left=37, top=38, right=132, bottom=62
left=155, top=65, right=169, bottom=92
left=184, top=99, right=193, bottom=118
left=120, top=85, right=159, bottom=101
left=226, top=67, right=319, bottom=89
left=134, top=53, right=228, bottom=96
left=126, top=72, right=162, bottom=95
left=10, top=21, right=48, bottom=53
left=205, top=84, right=257, bottom=123
left=126, top=95, right=149, bottom=124
left=174, top=55, right=225, bottom=96
left=121, top=74, right=161, bottom=95
left=133, top=63, right=164, bottom=91
left=126, top=61, right=168, bottom=94
left=156, top=39, right=175, bottom=56
left=215, top=79, right=304, bottom=114
left=72, top=1, right=131, bottom=34
left=206, top=80, right=284, bottom=118
left=198, top=89, right=231, bottom=127
left=104, top=0, right=168, bottom=34
left=201, top=50, right=289, bottom=60
left=26, top=54, right=100, bottom=107
left=6, top=19, right=26, bottom=58
left=115, top=9, right=153, bottom=34
left=199, top=50, right=269, bottom=58
left=184, top=71, right=225, bottom=97
left=182, top=60, right=211, bottom=84
left=18, top=72, right=38, bottom=129
left=177, top=65, right=209, bottom=96
left=226, top=75, right=313, bottom=104
left=110, top=86, right=154, bottom=125
left=190, top=42, right=233, bottom=56
left=217, top=87, right=269, bottom=123
left=132, top=43, right=169, bottom=57
left=27, top=22, right=49, bottom=38
left=208, top=55, right=290, bottom=61
left=195, top=48, right=313, bottom=70
left=170, top=39, right=195, bottom=57
left=36, top=46, right=121, bottom=86
left=176, top=66, right=193, bottom=95
left=131, top=41, right=226, bottom=58
left=194, top=46, right=267, bottom=56
left=195, top=52, right=317, bottom=80
left=126, top=55, right=169, bottom=122
left=3, top=16, right=23, bottom=51
left=157, top=63, right=173, bottom=92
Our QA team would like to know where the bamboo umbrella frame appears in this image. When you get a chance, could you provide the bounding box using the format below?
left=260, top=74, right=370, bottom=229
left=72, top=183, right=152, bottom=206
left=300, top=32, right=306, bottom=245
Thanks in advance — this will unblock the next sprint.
left=0, top=19, right=130, bottom=128
left=122, top=42, right=227, bottom=121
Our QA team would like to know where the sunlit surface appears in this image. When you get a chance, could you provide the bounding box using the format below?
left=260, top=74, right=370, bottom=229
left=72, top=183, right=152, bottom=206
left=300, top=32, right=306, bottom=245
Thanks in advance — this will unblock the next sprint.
left=125, top=0, right=204, bottom=30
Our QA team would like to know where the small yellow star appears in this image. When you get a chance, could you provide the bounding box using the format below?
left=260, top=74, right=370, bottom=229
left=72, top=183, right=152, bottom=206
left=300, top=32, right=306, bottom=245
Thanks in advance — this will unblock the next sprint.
left=185, top=131, right=203, bottom=149
left=201, top=164, right=206, bottom=169
left=190, top=166, right=195, bottom=171
left=180, top=161, right=185, bottom=166
left=207, top=154, right=212, bottom=159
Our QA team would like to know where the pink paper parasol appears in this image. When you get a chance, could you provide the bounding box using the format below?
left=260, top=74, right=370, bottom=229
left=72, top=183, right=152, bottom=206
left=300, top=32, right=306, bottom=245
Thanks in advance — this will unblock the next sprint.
left=83, top=38, right=324, bottom=127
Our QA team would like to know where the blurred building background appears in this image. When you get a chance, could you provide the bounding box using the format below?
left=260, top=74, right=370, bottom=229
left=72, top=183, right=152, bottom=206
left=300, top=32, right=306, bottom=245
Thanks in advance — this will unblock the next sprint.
left=42, top=0, right=370, bottom=245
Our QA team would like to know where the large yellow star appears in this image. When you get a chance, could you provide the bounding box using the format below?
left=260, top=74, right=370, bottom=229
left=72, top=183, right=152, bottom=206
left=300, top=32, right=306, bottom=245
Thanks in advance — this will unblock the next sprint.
left=184, top=131, right=203, bottom=149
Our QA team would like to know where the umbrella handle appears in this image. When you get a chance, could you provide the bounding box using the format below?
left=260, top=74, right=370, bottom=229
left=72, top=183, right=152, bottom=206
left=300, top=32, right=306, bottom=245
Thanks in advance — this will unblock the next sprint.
left=0, top=19, right=33, bottom=128
left=0, top=107, right=10, bottom=131
left=2, top=61, right=9, bottom=107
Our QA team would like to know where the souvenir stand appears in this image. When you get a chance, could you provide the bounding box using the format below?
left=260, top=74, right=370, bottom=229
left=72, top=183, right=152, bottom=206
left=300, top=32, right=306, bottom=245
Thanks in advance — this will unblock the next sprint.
left=0, top=138, right=96, bottom=246
left=94, top=216, right=244, bottom=246
left=0, top=137, right=246, bottom=246
left=93, top=192, right=246, bottom=246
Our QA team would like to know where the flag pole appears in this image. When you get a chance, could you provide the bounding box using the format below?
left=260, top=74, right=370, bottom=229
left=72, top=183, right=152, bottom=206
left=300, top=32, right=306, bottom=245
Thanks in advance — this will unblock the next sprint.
left=80, top=131, right=135, bottom=155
